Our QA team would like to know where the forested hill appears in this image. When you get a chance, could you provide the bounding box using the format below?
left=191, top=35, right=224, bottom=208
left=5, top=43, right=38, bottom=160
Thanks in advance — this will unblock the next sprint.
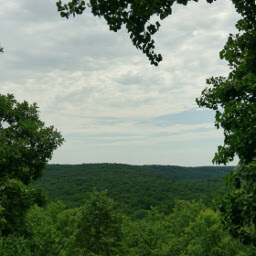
left=34, top=164, right=233, bottom=218
left=127, top=164, right=232, bottom=180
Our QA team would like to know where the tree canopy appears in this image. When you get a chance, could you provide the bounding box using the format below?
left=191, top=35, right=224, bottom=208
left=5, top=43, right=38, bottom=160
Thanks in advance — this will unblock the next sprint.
left=56, top=0, right=255, bottom=66
left=0, top=94, right=64, bottom=185
left=196, top=1, right=256, bottom=166
left=56, top=0, right=217, bottom=66
left=196, top=0, right=256, bottom=245
left=0, top=94, right=64, bottom=235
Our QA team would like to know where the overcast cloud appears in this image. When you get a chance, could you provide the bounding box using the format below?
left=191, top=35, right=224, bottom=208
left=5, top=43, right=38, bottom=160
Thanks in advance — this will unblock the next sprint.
left=0, top=0, right=241, bottom=166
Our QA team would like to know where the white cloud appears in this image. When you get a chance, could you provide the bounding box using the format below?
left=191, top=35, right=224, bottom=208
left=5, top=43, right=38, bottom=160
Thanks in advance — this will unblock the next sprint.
left=0, top=0, right=240, bottom=166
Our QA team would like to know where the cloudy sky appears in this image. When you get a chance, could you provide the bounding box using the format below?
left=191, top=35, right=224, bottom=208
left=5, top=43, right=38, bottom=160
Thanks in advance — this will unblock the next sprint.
left=1, top=0, right=241, bottom=166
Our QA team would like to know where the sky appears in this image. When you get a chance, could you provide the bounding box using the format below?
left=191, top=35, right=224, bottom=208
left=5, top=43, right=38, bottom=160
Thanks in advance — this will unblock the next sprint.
left=0, top=0, right=241, bottom=166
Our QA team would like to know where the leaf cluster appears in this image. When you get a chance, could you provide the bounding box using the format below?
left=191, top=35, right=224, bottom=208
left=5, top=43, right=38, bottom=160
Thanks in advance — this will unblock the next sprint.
left=196, top=0, right=256, bottom=244
left=0, top=94, right=64, bottom=236
left=56, top=0, right=217, bottom=65
left=1, top=192, right=255, bottom=255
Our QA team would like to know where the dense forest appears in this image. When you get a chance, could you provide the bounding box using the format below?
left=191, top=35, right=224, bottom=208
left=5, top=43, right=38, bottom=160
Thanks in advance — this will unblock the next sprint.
left=1, top=93, right=256, bottom=254
left=34, top=164, right=232, bottom=217
left=2, top=164, right=256, bottom=255
left=1, top=0, right=256, bottom=255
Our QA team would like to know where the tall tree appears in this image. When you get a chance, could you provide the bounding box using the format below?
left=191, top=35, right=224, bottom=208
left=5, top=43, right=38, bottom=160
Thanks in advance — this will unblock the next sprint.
left=0, top=94, right=64, bottom=235
left=75, top=190, right=124, bottom=256
left=196, top=0, right=256, bottom=245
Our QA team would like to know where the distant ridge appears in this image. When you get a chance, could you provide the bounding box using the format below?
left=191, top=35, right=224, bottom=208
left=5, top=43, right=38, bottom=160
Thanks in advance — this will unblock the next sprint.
left=34, top=163, right=232, bottom=217
left=47, top=163, right=233, bottom=180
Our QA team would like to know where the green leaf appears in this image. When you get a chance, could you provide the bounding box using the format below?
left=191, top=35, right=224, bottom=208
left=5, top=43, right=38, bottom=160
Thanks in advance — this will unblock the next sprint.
left=60, top=11, right=66, bottom=17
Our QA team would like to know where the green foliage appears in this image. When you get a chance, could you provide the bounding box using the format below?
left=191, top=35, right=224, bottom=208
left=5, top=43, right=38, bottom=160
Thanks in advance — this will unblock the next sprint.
left=0, top=179, right=45, bottom=235
left=0, top=202, right=74, bottom=256
left=56, top=1, right=254, bottom=66
left=0, top=205, right=6, bottom=231
left=181, top=209, right=240, bottom=256
left=196, top=0, right=256, bottom=245
left=25, top=203, right=66, bottom=256
left=25, top=190, right=125, bottom=256
left=75, top=189, right=124, bottom=256
left=34, top=164, right=230, bottom=217
left=55, top=207, right=81, bottom=255
left=56, top=0, right=218, bottom=65
left=1, top=190, right=255, bottom=255
left=0, top=234, right=33, bottom=256
left=2, top=0, right=255, bottom=252
left=0, top=94, right=64, bottom=235
left=196, top=1, right=256, bottom=165
left=214, top=162, right=256, bottom=245
left=124, top=200, right=256, bottom=256
left=0, top=94, right=64, bottom=184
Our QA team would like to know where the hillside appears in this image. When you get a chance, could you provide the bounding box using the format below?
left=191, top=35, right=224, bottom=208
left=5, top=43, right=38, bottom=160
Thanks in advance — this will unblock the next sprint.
left=34, top=164, right=233, bottom=218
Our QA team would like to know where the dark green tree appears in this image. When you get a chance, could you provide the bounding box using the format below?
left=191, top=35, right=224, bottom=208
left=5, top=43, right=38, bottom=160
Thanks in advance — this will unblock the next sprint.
left=0, top=94, right=64, bottom=235
left=123, top=200, right=255, bottom=256
left=196, top=0, right=256, bottom=245
left=75, top=189, right=124, bottom=256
